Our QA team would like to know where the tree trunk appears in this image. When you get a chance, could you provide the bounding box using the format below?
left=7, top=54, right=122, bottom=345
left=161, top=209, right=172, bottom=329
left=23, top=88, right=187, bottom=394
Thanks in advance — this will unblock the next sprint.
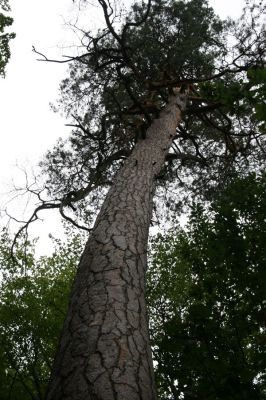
left=46, top=95, right=185, bottom=400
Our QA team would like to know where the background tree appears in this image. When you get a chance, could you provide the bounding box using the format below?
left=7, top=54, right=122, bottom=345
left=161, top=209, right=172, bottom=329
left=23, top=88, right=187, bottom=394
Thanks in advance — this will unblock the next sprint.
left=0, top=232, right=82, bottom=400
left=0, top=0, right=15, bottom=77
left=8, top=0, right=265, bottom=398
left=148, top=173, right=266, bottom=400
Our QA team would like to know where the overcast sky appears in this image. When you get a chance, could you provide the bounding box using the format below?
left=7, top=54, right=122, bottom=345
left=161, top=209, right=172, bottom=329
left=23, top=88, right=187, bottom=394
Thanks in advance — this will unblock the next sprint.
left=0, top=0, right=246, bottom=253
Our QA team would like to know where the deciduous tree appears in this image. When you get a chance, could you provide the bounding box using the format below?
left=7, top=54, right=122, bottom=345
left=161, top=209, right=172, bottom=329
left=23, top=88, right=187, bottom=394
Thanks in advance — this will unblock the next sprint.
left=0, top=232, right=81, bottom=400
left=148, top=173, right=266, bottom=399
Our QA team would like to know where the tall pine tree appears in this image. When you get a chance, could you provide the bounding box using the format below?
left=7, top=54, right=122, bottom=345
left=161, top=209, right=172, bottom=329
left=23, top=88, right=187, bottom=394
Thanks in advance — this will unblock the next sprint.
left=17, top=0, right=265, bottom=398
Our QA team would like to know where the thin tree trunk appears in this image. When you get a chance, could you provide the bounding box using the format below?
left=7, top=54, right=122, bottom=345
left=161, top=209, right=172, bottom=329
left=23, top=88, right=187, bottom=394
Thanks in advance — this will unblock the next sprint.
left=46, top=95, right=185, bottom=400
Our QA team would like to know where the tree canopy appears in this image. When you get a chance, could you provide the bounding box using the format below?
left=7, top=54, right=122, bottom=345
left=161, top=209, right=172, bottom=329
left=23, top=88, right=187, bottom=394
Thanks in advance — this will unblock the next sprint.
left=22, top=0, right=265, bottom=233
left=0, top=0, right=15, bottom=77
left=148, top=173, right=266, bottom=399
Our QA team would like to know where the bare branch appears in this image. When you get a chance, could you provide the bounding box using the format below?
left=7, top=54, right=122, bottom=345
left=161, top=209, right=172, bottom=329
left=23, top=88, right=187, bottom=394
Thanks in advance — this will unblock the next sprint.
left=32, top=46, right=90, bottom=64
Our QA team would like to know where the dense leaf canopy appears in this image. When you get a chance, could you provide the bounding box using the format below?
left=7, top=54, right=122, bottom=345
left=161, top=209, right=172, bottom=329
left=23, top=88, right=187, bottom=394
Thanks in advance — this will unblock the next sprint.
left=148, top=173, right=266, bottom=399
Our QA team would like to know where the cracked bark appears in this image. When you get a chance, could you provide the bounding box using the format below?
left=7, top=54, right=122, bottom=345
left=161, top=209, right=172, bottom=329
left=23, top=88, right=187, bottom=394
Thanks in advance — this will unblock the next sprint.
left=46, top=95, right=185, bottom=400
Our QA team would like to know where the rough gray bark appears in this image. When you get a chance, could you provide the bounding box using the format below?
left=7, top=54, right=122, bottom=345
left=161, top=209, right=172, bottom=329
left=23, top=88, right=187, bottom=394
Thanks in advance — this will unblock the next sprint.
left=46, top=95, right=185, bottom=400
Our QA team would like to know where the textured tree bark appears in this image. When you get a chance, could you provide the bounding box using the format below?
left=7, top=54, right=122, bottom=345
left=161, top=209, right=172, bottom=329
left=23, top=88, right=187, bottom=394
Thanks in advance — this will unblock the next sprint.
left=46, top=95, right=185, bottom=400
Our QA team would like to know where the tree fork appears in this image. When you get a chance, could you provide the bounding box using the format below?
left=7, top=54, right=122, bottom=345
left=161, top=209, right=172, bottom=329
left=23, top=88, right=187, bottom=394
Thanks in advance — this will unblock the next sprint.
left=46, top=95, right=186, bottom=400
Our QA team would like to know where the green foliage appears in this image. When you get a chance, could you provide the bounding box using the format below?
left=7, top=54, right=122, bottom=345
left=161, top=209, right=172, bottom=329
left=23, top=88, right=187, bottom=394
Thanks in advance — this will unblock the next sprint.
left=147, top=174, right=266, bottom=399
left=0, top=233, right=82, bottom=400
left=247, top=68, right=266, bottom=131
left=199, top=66, right=266, bottom=131
left=0, top=0, right=15, bottom=77
left=122, top=0, right=223, bottom=81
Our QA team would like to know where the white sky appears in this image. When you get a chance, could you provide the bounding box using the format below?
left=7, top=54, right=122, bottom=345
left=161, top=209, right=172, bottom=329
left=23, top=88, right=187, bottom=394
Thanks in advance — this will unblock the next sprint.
left=0, top=0, right=246, bottom=254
